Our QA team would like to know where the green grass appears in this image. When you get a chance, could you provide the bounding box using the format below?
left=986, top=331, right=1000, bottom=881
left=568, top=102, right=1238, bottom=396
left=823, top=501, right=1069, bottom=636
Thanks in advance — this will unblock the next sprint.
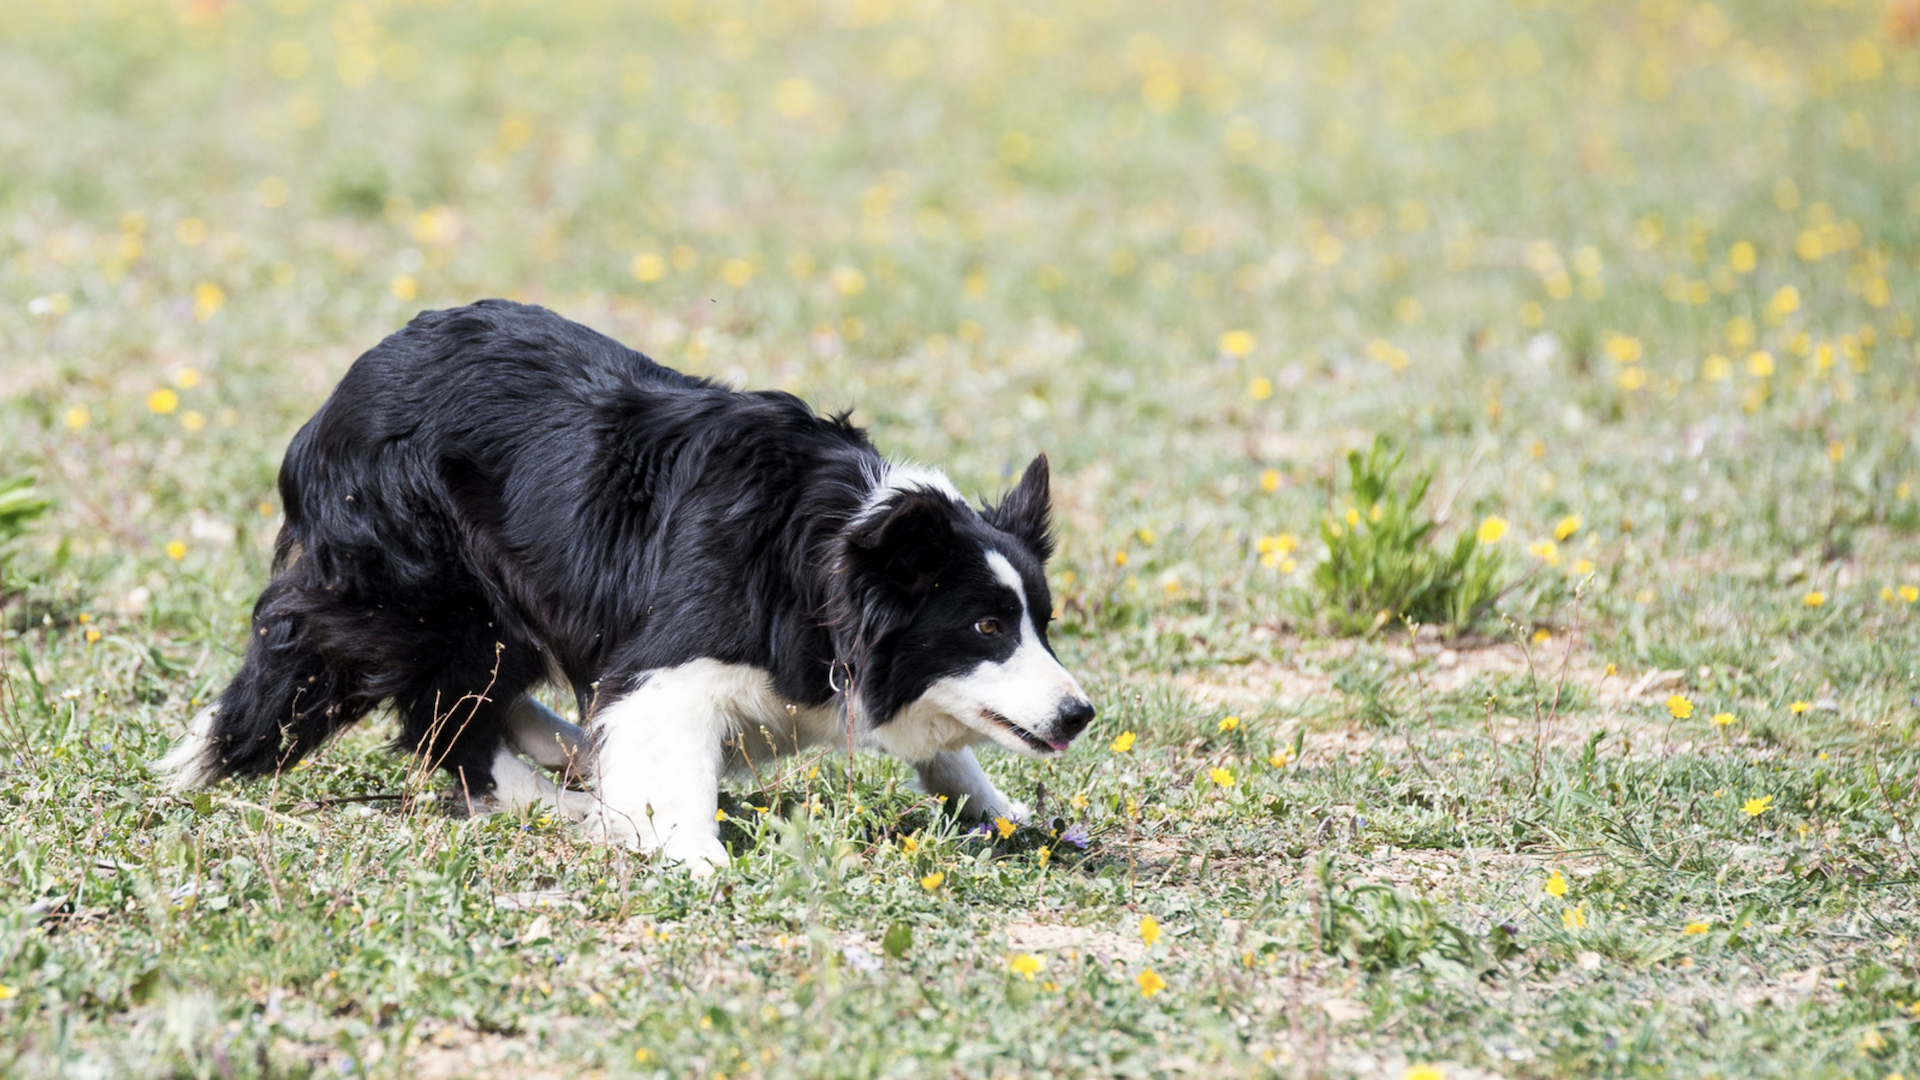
left=5, top=0, right=1920, bottom=1076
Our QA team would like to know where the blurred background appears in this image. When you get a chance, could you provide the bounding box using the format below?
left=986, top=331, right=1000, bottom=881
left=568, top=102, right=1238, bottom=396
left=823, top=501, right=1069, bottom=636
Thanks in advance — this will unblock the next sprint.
left=2, top=0, right=1917, bottom=631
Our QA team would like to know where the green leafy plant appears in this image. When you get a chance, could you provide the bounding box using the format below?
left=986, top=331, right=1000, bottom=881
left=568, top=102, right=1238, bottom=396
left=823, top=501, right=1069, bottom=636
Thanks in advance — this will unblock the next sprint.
left=0, top=474, right=50, bottom=598
left=0, top=474, right=48, bottom=544
left=1312, top=857, right=1503, bottom=978
left=1299, top=437, right=1506, bottom=636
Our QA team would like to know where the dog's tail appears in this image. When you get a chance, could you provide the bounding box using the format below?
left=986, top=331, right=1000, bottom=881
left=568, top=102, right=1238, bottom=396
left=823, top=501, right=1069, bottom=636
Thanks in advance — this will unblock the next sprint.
left=154, top=571, right=376, bottom=792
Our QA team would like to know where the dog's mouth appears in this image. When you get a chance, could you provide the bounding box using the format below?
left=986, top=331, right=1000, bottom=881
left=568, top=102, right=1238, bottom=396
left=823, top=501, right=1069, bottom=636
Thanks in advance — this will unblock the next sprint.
left=980, top=709, right=1069, bottom=754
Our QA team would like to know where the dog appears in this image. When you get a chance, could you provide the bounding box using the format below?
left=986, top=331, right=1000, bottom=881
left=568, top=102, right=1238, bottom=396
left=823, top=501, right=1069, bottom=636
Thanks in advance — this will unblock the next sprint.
left=157, top=300, right=1095, bottom=871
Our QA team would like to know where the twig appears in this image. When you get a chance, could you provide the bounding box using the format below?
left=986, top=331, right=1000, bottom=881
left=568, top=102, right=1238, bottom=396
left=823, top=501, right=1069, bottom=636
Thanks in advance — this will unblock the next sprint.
left=1432, top=442, right=1489, bottom=527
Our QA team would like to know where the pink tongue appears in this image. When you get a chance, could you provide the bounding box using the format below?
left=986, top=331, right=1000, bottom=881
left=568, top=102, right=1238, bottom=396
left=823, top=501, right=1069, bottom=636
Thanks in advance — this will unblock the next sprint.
left=1046, top=737, right=1071, bottom=752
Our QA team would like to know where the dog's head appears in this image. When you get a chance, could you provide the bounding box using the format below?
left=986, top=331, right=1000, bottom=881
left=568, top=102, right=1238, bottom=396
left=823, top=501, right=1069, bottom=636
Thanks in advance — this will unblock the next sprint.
left=832, top=454, right=1095, bottom=759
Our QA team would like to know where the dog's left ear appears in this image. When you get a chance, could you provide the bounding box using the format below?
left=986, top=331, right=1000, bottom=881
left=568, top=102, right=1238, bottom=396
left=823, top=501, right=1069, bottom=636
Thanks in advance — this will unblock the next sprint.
left=984, top=453, right=1054, bottom=561
left=845, top=487, right=956, bottom=599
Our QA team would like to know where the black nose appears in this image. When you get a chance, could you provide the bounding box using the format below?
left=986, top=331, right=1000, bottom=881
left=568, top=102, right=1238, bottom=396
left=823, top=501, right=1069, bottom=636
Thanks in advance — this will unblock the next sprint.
left=1054, top=697, right=1096, bottom=740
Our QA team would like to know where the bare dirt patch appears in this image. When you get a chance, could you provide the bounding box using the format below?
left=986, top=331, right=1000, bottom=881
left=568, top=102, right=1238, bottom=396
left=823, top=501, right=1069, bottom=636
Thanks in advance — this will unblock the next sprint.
left=1003, top=917, right=1149, bottom=964
left=1177, top=632, right=1711, bottom=760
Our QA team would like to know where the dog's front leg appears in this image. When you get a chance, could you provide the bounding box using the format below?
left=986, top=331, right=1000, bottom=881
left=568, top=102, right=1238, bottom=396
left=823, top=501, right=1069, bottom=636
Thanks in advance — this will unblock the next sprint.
left=583, top=668, right=732, bottom=875
left=913, top=748, right=1028, bottom=823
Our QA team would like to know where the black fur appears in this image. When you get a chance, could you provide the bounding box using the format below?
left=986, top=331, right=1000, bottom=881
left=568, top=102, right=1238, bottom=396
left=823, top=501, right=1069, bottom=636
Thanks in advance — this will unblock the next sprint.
left=184, top=300, right=1059, bottom=793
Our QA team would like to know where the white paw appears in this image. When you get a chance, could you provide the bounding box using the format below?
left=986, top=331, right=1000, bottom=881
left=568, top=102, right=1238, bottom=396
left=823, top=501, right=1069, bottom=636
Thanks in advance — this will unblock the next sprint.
left=580, top=805, right=645, bottom=849
left=657, top=834, right=732, bottom=877
left=579, top=807, right=730, bottom=875
left=955, top=793, right=1027, bottom=823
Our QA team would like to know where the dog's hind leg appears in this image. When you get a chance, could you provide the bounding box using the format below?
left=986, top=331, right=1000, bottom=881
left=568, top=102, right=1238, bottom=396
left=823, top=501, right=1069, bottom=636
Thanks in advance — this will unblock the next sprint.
left=484, top=746, right=597, bottom=820
left=504, top=696, right=593, bottom=775
left=155, top=572, right=381, bottom=791
left=154, top=702, right=224, bottom=792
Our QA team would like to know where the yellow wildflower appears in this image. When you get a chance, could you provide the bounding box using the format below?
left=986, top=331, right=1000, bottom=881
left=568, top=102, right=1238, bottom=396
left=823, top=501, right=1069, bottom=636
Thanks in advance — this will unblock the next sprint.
left=1712, top=712, right=1735, bottom=727
left=1476, top=516, right=1509, bottom=544
left=1603, top=334, right=1643, bottom=363
left=1684, top=922, right=1710, bottom=935
left=1111, top=731, right=1135, bottom=753
left=1217, top=716, right=1240, bottom=733
left=1140, top=915, right=1161, bottom=947
left=1545, top=869, right=1568, bottom=898
left=631, top=253, right=666, bottom=282
left=994, top=817, right=1016, bottom=840
left=1208, top=768, right=1235, bottom=787
left=1553, top=515, right=1582, bottom=541
left=920, top=871, right=944, bottom=891
left=1136, top=969, right=1166, bottom=997
left=1666, top=695, right=1693, bottom=719
left=1009, top=953, right=1044, bottom=980
left=1219, top=330, right=1255, bottom=357
left=1562, top=904, right=1588, bottom=930
left=1742, top=795, right=1772, bottom=817
left=192, top=281, right=225, bottom=323
left=1789, top=700, right=1811, bottom=714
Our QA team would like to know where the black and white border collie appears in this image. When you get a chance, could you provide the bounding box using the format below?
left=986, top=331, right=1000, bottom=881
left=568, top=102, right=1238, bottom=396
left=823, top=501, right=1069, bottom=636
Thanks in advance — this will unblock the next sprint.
left=158, top=300, right=1094, bottom=872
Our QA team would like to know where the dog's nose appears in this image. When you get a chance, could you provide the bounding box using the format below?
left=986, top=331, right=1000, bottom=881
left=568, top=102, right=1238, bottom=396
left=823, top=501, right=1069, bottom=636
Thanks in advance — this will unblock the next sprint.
left=1054, top=697, right=1096, bottom=740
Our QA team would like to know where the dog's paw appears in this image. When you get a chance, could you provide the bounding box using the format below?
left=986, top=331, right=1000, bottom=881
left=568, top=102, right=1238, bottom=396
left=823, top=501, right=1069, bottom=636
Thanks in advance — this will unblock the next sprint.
left=579, top=807, right=730, bottom=875
left=580, top=805, right=644, bottom=849
left=955, top=793, right=1028, bottom=824
left=657, top=834, right=731, bottom=877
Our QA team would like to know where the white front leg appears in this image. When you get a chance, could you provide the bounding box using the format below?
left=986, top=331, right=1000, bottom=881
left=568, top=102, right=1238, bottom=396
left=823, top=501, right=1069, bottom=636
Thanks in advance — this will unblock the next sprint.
left=582, top=663, right=736, bottom=875
left=913, top=748, right=1027, bottom=823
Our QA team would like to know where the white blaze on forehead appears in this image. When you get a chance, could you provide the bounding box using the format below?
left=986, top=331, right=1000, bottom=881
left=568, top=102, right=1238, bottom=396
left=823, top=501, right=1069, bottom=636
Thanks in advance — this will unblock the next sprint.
left=983, top=550, right=1029, bottom=615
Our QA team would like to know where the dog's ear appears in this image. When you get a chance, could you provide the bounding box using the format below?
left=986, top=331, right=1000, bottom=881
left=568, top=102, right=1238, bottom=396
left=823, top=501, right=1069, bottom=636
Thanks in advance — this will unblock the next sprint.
left=845, top=487, right=956, bottom=598
left=984, top=453, right=1053, bottom=562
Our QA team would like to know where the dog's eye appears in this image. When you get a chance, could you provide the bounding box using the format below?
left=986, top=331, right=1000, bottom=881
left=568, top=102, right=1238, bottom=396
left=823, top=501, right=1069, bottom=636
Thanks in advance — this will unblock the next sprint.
left=975, top=618, right=1001, bottom=636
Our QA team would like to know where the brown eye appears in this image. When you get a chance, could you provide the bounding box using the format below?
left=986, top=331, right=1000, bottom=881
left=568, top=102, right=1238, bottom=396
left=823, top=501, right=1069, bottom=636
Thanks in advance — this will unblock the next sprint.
left=975, top=618, right=1001, bottom=636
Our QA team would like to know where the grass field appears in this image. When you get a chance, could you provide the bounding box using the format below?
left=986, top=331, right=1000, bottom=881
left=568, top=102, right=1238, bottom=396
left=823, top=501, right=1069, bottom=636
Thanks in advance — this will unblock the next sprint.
left=5, top=0, right=1920, bottom=1075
